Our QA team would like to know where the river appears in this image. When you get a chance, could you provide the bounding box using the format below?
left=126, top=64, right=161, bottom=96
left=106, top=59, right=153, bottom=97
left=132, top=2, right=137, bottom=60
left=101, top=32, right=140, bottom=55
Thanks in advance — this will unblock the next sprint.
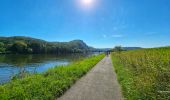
left=0, top=53, right=98, bottom=84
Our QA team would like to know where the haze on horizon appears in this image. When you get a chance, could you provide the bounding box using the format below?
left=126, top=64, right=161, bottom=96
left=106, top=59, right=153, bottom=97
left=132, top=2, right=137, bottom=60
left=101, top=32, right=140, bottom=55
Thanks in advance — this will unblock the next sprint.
left=0, top=0, right=170, bottom=48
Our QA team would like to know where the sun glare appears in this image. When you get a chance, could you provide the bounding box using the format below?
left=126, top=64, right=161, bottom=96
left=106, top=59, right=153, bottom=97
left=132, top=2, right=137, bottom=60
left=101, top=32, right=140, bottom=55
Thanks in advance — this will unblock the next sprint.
left=82, top=0, right=93, bottom=5
left=80, top=0, right=95, bottom=8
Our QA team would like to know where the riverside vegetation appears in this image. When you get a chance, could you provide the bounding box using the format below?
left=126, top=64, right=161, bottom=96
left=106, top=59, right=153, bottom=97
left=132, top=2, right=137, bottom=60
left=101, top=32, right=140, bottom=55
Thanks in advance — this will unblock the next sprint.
left=0, top=54, right=104, bottom=99
left=0, top=36, right=95, bottom=54
left=111, top=47, right=170, bottom=100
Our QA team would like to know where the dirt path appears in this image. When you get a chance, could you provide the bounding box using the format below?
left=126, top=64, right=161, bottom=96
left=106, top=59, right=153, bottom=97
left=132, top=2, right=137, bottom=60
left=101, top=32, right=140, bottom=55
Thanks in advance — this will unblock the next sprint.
left=58, top=56, right=123, bottom=100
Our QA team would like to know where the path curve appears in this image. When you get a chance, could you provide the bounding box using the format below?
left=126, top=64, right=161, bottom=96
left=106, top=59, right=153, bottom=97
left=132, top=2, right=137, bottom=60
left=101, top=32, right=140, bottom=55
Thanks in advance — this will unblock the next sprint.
left=58, top=56, right=123, bottom=100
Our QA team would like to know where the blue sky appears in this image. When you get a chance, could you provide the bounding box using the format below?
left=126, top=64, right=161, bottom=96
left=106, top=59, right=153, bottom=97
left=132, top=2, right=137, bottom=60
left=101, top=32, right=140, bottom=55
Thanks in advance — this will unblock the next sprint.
left=0, top=0, right=170, bottom=48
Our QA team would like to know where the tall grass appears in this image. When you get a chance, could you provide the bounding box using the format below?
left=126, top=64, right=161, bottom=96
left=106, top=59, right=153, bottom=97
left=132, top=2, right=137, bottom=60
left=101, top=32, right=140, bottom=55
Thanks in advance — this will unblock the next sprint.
left=0, top=54, right=104, bottom=100
left=111, top=47, right=170, bottom=100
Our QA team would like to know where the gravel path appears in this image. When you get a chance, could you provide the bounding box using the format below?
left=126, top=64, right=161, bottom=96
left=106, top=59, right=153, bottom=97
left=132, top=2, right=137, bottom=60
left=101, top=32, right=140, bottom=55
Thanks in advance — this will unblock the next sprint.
left=58, top=56, right=123, bottom=100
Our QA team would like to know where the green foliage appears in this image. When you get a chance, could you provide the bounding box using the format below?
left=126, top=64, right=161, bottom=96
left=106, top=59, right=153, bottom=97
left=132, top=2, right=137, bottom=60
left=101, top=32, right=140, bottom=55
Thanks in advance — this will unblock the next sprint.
left=0, top=48, right=6, bottom=53
left=0, top=42, right=4, bottom=47
left=114, top=46, right=123, bottom=52
left=111, top=47, right=170, bottom=100
left=0, top=54, right=104, bottom=99
left=0, top=36, right=92, bottom=54
left=27, top=48, right=33, bottom=53
left=0, top=42, right=5, bottom=53
left=10, top=41, right=28, bottom=53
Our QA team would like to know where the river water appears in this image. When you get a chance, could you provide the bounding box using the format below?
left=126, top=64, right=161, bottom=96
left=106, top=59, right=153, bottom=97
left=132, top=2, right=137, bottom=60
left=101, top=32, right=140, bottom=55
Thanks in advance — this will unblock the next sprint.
left=0, top=53, right=97, bottom=84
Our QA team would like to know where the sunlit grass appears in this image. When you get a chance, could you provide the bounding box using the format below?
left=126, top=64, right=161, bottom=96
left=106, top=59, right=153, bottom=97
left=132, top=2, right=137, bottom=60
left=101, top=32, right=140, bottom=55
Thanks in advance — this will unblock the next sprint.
left=0, top=54, right=104, bottom=99
left=111, top=47, right=170, bottom=100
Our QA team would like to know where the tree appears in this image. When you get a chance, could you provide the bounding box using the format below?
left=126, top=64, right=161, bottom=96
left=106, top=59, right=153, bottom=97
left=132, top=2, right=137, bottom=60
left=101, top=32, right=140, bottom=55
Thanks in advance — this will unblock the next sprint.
left=10, top=41, right=28, bottom=53
left=0, top=42, right=4, bottom=47
left=114, top=46, right=123, bottom=53
left=0, top=42, right=5, bottom=53
left=27, top=48, right=33, bottom=53
left=29, top=42, right=45, bottom=53
left=0, top=36, right=91, bottom=54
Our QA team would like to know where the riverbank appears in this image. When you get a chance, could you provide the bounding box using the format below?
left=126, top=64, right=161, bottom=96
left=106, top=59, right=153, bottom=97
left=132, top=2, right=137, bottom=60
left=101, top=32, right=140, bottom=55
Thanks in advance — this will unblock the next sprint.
left=111, top=47, right=170, bottom=100
left=0, top=54, right=104, bottom=99
left=0, top=53, right=99, bottom=83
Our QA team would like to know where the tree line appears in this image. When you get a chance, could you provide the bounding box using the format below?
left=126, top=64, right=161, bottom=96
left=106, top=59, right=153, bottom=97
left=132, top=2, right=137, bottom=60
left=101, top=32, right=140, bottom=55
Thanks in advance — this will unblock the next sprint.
left=0, top=36, right=92, bottom=54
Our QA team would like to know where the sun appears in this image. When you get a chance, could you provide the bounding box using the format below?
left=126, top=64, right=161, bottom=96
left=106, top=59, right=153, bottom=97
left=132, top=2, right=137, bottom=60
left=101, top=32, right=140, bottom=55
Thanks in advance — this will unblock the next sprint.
left=81, top=0, right=94, bottom=7
left=76, top=0, right=97, bottom=11
left=82, top=0, right=93, bottom=5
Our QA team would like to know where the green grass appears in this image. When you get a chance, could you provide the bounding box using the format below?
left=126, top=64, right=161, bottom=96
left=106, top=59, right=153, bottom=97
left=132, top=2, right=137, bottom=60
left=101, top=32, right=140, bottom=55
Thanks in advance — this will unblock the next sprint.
left=0, top=54, right=104, bottom=100
left=111, top=47, right=170, bottom=100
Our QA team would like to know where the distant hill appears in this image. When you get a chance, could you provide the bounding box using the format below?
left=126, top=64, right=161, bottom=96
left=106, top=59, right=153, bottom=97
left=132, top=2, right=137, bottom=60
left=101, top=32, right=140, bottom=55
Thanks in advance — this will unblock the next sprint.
left=0, top=36, right=144, bottom=54
left=0, top=36, right=91, bottom=54
left=122, top=47, right=142, bottom=50
left=94, top=47, right=142, bottom=52
left=93, top=48, right=112, bottom=52
left=0, top=36, right=47, bottom=44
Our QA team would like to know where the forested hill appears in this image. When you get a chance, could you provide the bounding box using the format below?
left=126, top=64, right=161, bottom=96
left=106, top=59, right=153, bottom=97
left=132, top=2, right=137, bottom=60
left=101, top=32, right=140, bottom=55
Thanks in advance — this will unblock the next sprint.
left=0, top=36, right=93, bottom=54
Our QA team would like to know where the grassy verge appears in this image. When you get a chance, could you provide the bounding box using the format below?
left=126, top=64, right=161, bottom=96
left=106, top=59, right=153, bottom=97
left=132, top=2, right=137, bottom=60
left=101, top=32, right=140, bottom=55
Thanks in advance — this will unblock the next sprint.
left=0, top=54, right=104, bottom=100
left=111, top=47, right=170, bottom=100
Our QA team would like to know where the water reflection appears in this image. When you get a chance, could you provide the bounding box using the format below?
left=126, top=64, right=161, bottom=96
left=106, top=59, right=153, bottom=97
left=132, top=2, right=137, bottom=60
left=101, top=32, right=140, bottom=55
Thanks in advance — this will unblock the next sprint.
left=0, top=53, right=96, bottom=83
